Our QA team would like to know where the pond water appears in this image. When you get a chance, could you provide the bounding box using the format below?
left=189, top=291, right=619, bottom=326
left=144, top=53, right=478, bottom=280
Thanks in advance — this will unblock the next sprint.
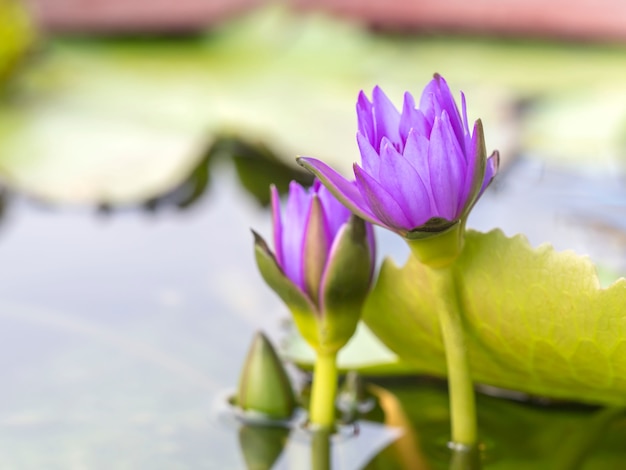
left=1, top=144, right=626, bottom=469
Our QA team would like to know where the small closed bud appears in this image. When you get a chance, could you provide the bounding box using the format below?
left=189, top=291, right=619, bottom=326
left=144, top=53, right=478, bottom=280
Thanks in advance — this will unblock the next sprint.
left=236, top=332, right=296, bottom=420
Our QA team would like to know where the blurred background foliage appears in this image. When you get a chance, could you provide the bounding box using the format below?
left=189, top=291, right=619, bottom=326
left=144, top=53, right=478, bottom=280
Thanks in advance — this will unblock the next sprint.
left=2, top=4, right=626, bottom=207
left=0, top=0, right=35, bottom=83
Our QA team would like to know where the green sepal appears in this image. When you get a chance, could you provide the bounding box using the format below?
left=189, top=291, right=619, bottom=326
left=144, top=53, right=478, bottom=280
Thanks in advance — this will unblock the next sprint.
left=252, top=230, right=321, bottom=350
left=236, top=331, right=296, bottom=419
left=318, top=215, right=372, bottom=354
left=405, top=220, right=464, bottom=269
left=462, top=119, right=487, bottom=219
left=406, top=216, right=458, bottom=236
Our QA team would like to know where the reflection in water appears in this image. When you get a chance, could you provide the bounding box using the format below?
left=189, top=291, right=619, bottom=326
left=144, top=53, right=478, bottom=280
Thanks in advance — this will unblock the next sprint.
left=312, top=429, right=332, bottom=470
left=278, top=420, right=401, bottom=470
left=239, top=425, right=290, bottom=470
left=366, top=384, right=430, bottom=470
left=337, top=372, right=376, bottom=425
left=448, top=443, right=481, bottom=470
left=553, top=407, right=626, bottom=470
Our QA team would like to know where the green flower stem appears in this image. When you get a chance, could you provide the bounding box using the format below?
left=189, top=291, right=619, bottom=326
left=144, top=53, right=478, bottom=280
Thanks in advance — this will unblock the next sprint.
left=311, top=428, right=331, bottom=470
left=430, top=265, right=478, bottom=448
left=449, top=442, right=481, bottom=470
left=309, top=351, right=338, bottom=429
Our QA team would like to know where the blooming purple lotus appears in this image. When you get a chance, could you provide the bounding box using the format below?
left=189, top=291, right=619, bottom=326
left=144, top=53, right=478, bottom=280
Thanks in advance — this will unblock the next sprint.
left=253, top=180, right=375, bottom=353
left=298, top=74, right=499, bottom=238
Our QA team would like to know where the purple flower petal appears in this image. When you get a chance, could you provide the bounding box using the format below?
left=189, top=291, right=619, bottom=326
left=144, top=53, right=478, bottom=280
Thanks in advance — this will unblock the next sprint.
left=356, top=91, right=375, bottom=146
left=400, top=93, right=430, bottom=144
left=419, top=90, right=436, bottom=129
left=378, top=141, right=433, bottom=227
left=480, top=150, right=500, bottom=195
left=317, top=183, right=351, bottom=240
left=281, top=181, right=310, bottom=291
left=399, top=92, right=416, bottom=144
left=357, top=132, right=380, bottom=179
left=428, top=113, right=465, bottom=220
left=354, top=164, right=413, bottom=233
left=460, top=92, right=472, bottom=152
left=402, top=129, right=432, bottom=185
left=402, top=129, right=436, bottom=210
left=372, top=86, right=401, bottom=152
left=427, top=74, right=466, bottom=150
left=297, top=157, right=381, bottom=227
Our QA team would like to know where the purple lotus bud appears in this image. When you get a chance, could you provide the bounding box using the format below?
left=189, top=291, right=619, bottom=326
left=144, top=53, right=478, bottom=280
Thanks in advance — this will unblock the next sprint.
left=253, top=180, right=375, bottom=354
left=298, top=74, right=499, bottom=239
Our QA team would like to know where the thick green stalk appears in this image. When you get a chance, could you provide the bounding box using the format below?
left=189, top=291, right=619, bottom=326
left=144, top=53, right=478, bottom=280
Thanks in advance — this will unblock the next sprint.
left=311, top=428, right=331, bottom=470
left=430, top=265, right=478, bottom=447
left=309, top=351, right=338, bottom=429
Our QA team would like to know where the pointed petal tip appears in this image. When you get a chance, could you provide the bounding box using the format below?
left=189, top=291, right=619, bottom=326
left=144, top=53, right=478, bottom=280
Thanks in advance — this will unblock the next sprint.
left=372, top=85, right=392, bottom=104
left=251, top=229, right=271, bottom=252
left=487, top=149, right=501, bottom=180
left=296, top=155, right=314, bottom=170
left=490, top=149, right=501, bottom=170
left=251, top=228, right=263, bottom=244
left=403, top=90, right=416, bottom=106
left=472, top=118, right=484, bottom=134
left=432, top=73, right=446, bottom=87
left=297, top=157, right=342, bottom=184
left=252, top=329, right=267, bottom=342
left=270, top=184, right=281, bottom=211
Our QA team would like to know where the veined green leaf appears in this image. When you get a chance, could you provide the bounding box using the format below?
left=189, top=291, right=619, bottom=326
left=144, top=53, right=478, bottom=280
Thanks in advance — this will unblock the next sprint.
left=364, top=229, right=626, bottom=405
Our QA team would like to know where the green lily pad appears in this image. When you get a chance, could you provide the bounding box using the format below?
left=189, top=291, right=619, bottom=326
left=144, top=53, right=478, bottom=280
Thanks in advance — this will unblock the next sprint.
left=363, top=229, right=626, bottom=405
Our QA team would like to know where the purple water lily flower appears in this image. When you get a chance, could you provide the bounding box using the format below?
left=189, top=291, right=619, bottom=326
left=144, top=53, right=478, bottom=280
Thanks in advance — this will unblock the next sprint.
left=253, top=180, right=376, bottom=353
left=270, top=180, right=375, bottom=306
left=298, top=74, right=499, bottom=237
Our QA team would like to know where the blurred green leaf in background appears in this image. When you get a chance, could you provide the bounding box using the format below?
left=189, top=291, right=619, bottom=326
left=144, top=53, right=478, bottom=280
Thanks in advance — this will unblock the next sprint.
left=3, top=6, right=626, bottom=206
left=0, top=0, right=35, bottom=84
